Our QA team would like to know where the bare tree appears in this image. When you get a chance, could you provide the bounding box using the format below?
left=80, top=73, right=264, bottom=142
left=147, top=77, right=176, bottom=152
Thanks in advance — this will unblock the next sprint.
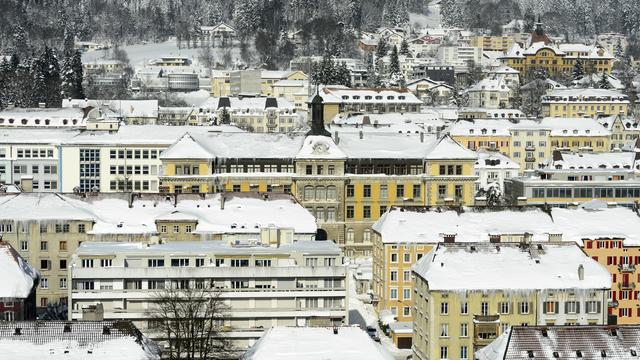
left=146, top=284, right=232, bottom=360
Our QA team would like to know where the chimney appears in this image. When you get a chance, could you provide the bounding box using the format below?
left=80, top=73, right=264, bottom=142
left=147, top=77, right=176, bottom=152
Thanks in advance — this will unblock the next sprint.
left=20, top=176, right=33, bottom=192
left=359, top=130, right=363, bottom=139
left=334, top=131, right=340, bottom=145
left=220, top=194, right=226, bottom=210
left=578, top=264, right=584, bottom=280
left=7, top=102, right=14, bottom=109
left=333, top=327, right=338, bottom=335
left=420, top=132, right=425, bottom=143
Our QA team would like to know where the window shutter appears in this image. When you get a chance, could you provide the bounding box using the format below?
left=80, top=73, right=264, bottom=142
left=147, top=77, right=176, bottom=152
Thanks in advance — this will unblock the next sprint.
left=564, top=302, right=569, bottom=314
left=597, top=301, right=601, bottom=313
left=555, top=301, right=559, bottom=314
left=576, top=302, right=580, bottom=314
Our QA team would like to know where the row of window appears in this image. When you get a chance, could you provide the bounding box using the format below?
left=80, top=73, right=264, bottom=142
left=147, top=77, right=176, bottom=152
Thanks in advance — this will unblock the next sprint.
left=16, top=148, right=54, bottom=159
left=109, top=180, right=156, bottom=191
left=72, top=278, right=343, bottom=291
left=38, top=259, right=67, bottom=271
left=531, top=187, right=640, bottom=198
left=109, top=149, right=160, bottom=160
left=346, top=184, right=421, bottom=199
left=109, top=165, right=158, bottom=175
left=5, top=223, right=83, bottom=235
left=438, top=300, right=601, bottom=316
left=39, top=277, right=67, bottom=290
left=221, top=164, right=295, bottom=174
left=12, top=165, right=57, bottom=174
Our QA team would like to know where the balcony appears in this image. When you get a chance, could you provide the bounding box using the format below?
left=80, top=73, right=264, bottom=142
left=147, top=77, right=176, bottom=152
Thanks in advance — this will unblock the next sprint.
left=617, top=264, right=636, bottom=273
left=525, top=156, right=536, bottom=162
left=525, top=145, right=536, bottom=151
left=608, top=300, right=618, bottom=308
left=473, top=315, right=499, bottom=347
left=618, top=282, right=636, bottom=290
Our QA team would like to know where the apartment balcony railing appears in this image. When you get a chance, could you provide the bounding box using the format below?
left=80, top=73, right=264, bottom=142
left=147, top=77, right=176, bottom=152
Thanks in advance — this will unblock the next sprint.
left=618, top=282, right=636, bottom=290
left=617, top=264, right=636, bottom=273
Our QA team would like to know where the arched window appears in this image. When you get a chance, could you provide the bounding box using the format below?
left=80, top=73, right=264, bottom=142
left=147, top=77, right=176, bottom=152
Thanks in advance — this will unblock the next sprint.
left=304, top=185, right=314, bottom=201
left=326, top=186, right=337, bottom=200
left=315, top=186, right=326, bottom=201
left=346, top=228, right=355, bottom=243
left=363, top=229, right=371, bottom=243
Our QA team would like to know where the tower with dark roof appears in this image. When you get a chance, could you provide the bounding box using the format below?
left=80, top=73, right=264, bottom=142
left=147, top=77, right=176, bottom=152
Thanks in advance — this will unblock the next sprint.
left=306, top=90, right=331, bottom=137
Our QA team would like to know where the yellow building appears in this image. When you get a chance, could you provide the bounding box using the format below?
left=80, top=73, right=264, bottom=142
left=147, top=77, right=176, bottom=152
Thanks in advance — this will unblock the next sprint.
left=583, top=237, right=640, bottom=324
left=210, top=70, right=308, bottom=97
left=449, top=120, right=512, bottom=156
left=500, top=24, right=613, bottom=78
left=542, top=88, right=630, bottom=118
left=470, top=35, right=516, bottom=52
left=412, top=242, right=610, bottom=360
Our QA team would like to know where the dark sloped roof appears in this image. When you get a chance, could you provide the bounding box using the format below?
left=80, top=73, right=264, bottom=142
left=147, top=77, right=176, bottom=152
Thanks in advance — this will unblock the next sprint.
left=0, top=320, right=142, bottom=345
left=504, top=326, right=640, bottom=360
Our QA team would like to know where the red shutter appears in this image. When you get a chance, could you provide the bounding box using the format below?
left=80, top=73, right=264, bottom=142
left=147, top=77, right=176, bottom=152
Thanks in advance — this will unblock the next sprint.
left=614, top=256, right=618, bottom=265
left=592, top=256, right=599, bottom=262
left=619, top=308, right=623, bottom=317
left=637, top=308, right=640, bottom=317
left=597, top=241, right=601, bottom=249
left=613, top=291, right=617, bottom=301
left=586, top=241, right=593, bottom=249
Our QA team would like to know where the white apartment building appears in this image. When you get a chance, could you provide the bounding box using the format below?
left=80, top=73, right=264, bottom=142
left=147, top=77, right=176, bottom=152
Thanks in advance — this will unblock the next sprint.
left=466, top=77, right=513, bottom=109
left=437, top=46, right=483, bottom=67
left=0, top=128, right=79, bottom=190
left=69, top=239, right=348, bottom=351
left=59, top=125, right=242, bottom=193
left=474, top=150, right=519, bottom=194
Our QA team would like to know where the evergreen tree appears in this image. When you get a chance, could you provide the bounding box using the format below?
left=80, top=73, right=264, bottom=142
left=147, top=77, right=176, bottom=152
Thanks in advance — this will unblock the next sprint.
left=30, top=46, right=62, bottom=107
left=365, top=53, right=381, bottom=88
left=61, top=50, right=85, bottom=100
left=389, top=45, right=400, bottom=77
left=376, top=36, right=389, bottom=58
left=219, top=107, right=231, bottom=124
left=597, top=72, right=612, bottom=89
left=400, top=39, right=410, bottom=56
left=336, top=62, right=352, bottom=88
left=395, top=0, right=410, bottom=27
left=382, top=0, right=398, bottom=27
left=572, top=59, right=585, bottom=80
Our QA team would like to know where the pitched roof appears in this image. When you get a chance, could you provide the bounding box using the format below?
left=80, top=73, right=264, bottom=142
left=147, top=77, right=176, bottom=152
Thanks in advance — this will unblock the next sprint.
left=0, top=241, right=38, bottom=298
left=424, top=135, right=478, bottom=160
left=160, top=133, right=213, bottom=160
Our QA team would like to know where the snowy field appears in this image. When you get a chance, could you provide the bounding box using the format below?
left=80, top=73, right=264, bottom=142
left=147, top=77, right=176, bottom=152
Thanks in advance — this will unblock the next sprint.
left=81, top=39, right=244, bottom=67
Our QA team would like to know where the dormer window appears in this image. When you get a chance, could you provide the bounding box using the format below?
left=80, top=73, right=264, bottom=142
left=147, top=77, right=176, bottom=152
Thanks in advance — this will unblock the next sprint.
left=375, top=95, right=382, bottom=100
left=365, top=96, right=372, bottom=100
left=341, top=95, right=349, bottom=100
left=387, top=96, right=394, bottom=100
left=399, top=96, right=405, bottom=100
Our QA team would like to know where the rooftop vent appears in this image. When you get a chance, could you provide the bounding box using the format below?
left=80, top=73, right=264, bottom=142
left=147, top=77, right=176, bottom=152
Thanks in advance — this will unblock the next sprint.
left=13, top=328, right=21, bottom=336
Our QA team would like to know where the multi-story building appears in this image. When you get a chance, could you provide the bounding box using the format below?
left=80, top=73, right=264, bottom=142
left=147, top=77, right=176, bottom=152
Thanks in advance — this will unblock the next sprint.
left=62, top=99, right=159, bottom=125
left=59, top=125, right=243, bottom=193
left=437, top=46, right=483, bottom=67
left=508, top=122, right=552, bottom=173
left=470, top=36, right=516, bottom=52
left=505, top=150, right=640, bottom=205
left=473, top=150, right=520, bottom=194
left=0, top=128, right=77, bottom=190
left=542, top=117, right=611, bottom=152
left=0, top=192, right=316, bottom=308
left=158, top=95, right=478, bottom=256
left=192, top=97, right=301, bottom=133
left=500, top=24, right=614, bottom=78
left=465, top=77, right=513, bottom=109
left=315, top=87, right=423, bottom=124
left=410, top=65, right=455, bottom=85
left=211, top=70, right=308, bottom=97
left=412, top=242, right=610, bottom=360
left=69, top=239, right=347, bottom=351
left=596, top=32, right=629, bottom=55
left=542, top=88, right=630, bottom=117
left=449, top=119, right=513, bottom=156
left=598, top=115, right=640, bottom=150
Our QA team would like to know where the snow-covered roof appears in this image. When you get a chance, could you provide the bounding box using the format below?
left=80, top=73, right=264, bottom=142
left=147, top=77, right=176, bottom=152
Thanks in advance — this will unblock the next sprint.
left=597, top=115, right=640, bottom=131
left=241, top=327, right=394, bottom=360
left=63, top=125, right=241, bottom=146
left=317, top=87, right=422, bottom=105
left=0, top=128, right=81, bottom=144
left=542, top=88, right=629, bottom=102
left=296, top=136, right=346, bottom=159
left=477, top=325, right=640, bottom=360
left=475, top=150, right=520, bottom=170
left=199, top=97, right=295, bottom=110
left=62, top=99, right=158, bottom=118
left=413, top=242, right=611, bottom=291
left=501, top=43, right=525, bottom=58
left=337, top=132, right=436, bottom=159
left=373, top=208, right=557, bottom=244
left=523, top=42, right=565, bottom=56
left=539, top=117, right=611, bottom=137
left=272, top=79, right=308, bottom=87
left=0, top=242, right=38, bottom=298
left=548, top=151, right=640, bottom=170
left=373, top=206, right=640, bottom=246
left=185, top=133, right=304, bottom=159
left=558, top=43, right=613, bottom=58
left=160, top=133, right=214, bottom=160
left=0, top=321, right=160, bottom=360
left=0, top=193, right=317, bottom=236
left=467, top=77, right=512, bottom=93
left=424, top=135, right=478, bottom=160
left=489, top=65, right=519, bottom=74
left=331, top=112, right=444, bottom=127
left=76, top=239, right=340, bottom=257
left=448, top=119, right=513, bottom=136
left=0, top=108, right=87, bottom=128
left=574, top=73, right=624, bottom=90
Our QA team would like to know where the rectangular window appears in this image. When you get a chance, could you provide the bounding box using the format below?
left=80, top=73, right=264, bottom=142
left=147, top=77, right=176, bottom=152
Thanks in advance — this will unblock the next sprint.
left=390, top=271, right=398, bottom=281
left=346, top=206, right=354, bottom=219
left=403, top=288, right=411, bottom=300
left=231, top=259, right=250, bottom=267
left=379, top=205, right=387, bottom=216
left=413, top=184, right=421, bottom=198
left=148, top=259, right=165, bottom=267
left=440, top=323, right=449, bottom=337
left=390, top=288, right=398, bottom=299
left=396, top=184, right=404, bottom=197
left=171, top=258, right=189, bottom=267
left=441, top=302, right=449, bottom=315
left=346, top=185, right=354, bottom=197
left=519, top=302, right=530, bottom=314
left=363, top=205, right=371, bottom=219
left=499, top=302, right=510, bottom=314
left=544, top=301, right=557, bottom=314
left=379, top=185, right=388, bottom=198
left=460, top=323, right=468, bottom=337
left=363, top=185, right=371, bottom=197
left=40, top=278, right=48, bottom=289
left=460, top=302, right=468, bottom=314
left=460, top=346, right=468, bottom=360
left=440, top=346, right=448, bottom=360
left=59, top=278, right=67, bottom=289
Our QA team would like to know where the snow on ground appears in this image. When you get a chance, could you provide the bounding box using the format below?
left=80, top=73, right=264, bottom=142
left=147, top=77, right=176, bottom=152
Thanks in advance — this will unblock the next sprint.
left=347, top=259, right=411, bottom=360
left=409, top=3, right=441, bottom=29
left=81, top=39, right=243, bottom=67
left=0, top=338, right=159, bottom=360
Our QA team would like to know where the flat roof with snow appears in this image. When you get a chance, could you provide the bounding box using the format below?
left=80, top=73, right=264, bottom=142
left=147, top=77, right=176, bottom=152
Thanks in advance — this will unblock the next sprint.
left=413, top=242, right=611, bottom=291
left=241, top=327, right=393, bottom=360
